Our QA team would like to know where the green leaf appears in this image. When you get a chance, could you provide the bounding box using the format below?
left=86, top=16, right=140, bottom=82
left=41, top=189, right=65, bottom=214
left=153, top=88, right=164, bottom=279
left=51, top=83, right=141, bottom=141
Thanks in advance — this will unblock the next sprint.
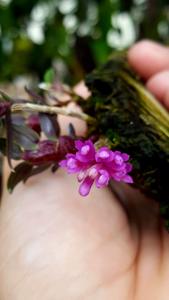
left=44, top=68, right=55, bottom=84
left=0, top=90, right=12, bottom=102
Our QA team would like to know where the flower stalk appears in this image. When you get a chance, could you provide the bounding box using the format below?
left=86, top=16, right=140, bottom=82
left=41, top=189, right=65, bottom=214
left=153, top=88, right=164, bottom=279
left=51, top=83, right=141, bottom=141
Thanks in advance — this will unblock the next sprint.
left=11, top=103, right=95, bottom=123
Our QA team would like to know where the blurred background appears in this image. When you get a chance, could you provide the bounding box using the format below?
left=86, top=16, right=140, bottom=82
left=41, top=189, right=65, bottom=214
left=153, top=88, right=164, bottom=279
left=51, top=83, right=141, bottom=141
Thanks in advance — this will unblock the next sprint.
left=0, top=0, right=169, bottom=84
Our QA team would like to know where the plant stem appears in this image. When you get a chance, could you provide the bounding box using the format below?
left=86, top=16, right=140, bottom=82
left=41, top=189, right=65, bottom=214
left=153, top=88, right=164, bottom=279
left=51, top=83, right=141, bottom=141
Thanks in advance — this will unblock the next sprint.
left=11, top=103, right=95, bottom=123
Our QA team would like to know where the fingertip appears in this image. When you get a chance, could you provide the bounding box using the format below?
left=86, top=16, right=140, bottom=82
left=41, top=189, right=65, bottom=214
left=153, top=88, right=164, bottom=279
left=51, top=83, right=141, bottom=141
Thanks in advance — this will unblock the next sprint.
left=146, top=71, right=169, bottom=110
left=128, top=40, right=169, bottom=79
left=73, top=81, right=91, bottom=99
left=128, top=39, right=151, bottom=64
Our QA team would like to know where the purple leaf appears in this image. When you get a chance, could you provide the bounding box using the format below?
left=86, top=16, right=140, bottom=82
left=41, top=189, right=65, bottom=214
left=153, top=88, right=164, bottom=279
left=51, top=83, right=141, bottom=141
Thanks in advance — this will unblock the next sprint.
left=26, top=114, right=41, bottom=134
left=0, top=138, right=6, bottom=155
left=12, top=124, right=39, bottom=150
left=24, top=164, right=51, bottom=182
left=7, top=162, right=33, bottom=193
left=39, top=113, right=60, bottom=139
left=51, top=163, right=59, bottom=173
left=68, top=123, right=76, bottom=138
left=22, top=140, right=58, bottom=165
left=24, top=86, right=45, bottom=103
left=0, top=102, right=11, bottom=117
left=5, top=109, right=14, bottom=168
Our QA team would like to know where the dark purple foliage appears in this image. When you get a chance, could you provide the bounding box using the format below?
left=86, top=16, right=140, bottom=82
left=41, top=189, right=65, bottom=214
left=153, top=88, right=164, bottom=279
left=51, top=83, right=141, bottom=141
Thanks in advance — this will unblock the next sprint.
left=22, top=136, right=75, bottom=165
left=0, top=102, right=10, bottom=117
left=27, top=115, right=41, bottom=134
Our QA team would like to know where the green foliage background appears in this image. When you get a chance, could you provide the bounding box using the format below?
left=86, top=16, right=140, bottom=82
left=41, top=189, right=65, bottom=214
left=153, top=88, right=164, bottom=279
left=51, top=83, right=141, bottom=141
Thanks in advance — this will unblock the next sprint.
left=0, top=0, right=168, bottom=83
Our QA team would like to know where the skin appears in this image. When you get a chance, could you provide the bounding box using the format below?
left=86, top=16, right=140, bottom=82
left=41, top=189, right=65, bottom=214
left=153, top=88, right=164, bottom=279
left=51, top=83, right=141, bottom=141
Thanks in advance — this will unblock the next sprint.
left=0, top=40, right=169, bottom=300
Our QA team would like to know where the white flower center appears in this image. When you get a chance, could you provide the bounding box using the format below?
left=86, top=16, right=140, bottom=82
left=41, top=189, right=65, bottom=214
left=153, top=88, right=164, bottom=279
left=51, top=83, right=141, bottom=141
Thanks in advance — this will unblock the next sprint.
left=78, top=170, right=86, bottom=182
left=99, top=151, right=109, bottom=158
left=98, top=174, right=107, bottom=185
left=81, top=145, right=90, bottom=155
left=88, top=168, right=98, bottom=179
left=115, top=155, right=123, bottom=165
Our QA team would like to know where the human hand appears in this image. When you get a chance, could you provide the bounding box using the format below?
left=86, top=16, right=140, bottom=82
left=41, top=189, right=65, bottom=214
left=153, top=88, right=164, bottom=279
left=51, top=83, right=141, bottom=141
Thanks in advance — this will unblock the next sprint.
left=0, top=40, right=169, bottom=300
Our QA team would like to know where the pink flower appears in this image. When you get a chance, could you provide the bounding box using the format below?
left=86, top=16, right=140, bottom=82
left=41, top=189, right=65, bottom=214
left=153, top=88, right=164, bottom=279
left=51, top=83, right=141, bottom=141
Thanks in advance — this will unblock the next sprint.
left=59, top=139, right=133, bottom=197
left=75, top=140, right=95, bottom=163
left=59, top=153, right=84, bottom=173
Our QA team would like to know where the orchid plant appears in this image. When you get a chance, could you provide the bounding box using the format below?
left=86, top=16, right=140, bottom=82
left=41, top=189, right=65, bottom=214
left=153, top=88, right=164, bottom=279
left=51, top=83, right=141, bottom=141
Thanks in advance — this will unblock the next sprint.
left=0, top=83, right=133, bottom=197
left=0, top=54, right=169, bottom=227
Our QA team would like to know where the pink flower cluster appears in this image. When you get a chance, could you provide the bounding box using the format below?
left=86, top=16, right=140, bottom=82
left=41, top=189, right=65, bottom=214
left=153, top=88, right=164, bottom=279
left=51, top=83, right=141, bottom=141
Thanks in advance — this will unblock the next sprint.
left=59, top=139, right=133, bottom=197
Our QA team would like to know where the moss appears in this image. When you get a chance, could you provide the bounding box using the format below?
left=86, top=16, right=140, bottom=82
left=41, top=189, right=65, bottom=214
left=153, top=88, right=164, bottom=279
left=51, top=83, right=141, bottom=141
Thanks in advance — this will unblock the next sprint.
left=81, top=54, right=169, bottom=227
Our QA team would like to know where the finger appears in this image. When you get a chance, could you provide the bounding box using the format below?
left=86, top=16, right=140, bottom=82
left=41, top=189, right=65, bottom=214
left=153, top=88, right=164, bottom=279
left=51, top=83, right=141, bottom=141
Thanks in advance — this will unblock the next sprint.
left=128, top=40, right=169, bottom=79
left=73, top=81, right=91, bottom=99
left=146, top=70, right=169, bottom=110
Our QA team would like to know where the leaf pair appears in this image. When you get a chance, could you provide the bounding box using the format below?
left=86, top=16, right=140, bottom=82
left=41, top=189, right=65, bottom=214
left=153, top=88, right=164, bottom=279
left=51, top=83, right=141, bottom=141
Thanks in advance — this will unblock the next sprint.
left=7, top=162, right=51, bottom=193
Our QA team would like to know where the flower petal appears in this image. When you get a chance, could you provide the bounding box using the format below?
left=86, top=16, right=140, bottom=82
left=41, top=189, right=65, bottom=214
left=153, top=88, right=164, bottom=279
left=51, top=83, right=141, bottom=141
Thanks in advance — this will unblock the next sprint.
left=114, top=153, right=124, bottom=166
left=125, top=163, right=133, bottom=172
left=123, top=175, right=134, bottom=183
left=96, top=169, right=110, bottom=188
left=79, top=176, right=94, bottom=196
left=59, top=159, right=67, bottom=168
left=75, top=140, right=84, bottom=150
left=77, top=170, right=86, bottom=182
left=122, top=153, right=130, bottom=161
left=76, top=140, right=95, bottom=163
